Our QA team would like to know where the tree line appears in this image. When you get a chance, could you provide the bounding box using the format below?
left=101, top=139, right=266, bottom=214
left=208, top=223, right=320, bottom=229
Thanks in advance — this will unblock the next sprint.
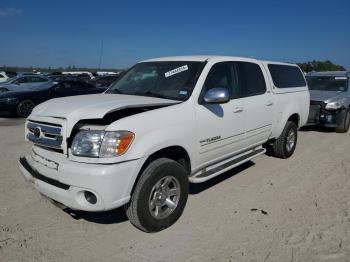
left=297, top=60, right=345, bottom=73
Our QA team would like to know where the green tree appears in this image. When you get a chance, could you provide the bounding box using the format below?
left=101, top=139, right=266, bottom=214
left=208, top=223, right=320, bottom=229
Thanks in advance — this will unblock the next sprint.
left=297, top=60, right=345, bottom=73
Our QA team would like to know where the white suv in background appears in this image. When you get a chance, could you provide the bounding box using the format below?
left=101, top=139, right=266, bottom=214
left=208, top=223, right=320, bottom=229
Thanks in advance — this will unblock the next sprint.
left=19, top=56, right=309, bottom=232
left=0, top=71, right=9, bottom=83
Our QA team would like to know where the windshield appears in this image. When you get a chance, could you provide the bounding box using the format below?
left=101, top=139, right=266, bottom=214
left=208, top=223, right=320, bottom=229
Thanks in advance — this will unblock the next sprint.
left=306, top=76, right=348, bottom=92
left=3, top=76, right=18, bottom=84
left=107, top=61, right=205, bottom=101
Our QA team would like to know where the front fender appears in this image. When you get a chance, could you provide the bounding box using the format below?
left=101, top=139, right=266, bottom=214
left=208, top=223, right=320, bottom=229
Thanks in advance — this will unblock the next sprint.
left=129, top=126, right=194, bottom=160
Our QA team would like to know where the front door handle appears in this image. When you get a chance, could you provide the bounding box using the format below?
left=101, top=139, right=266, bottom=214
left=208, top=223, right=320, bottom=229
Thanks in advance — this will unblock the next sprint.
left=266, top=100, right=274, bottom=106
left=233, top=106, right=244, bottom=113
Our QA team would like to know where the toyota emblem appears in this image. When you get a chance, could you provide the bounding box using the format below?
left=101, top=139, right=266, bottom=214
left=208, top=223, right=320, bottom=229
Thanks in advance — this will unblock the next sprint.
left=33, top=127, right=41, bottom=138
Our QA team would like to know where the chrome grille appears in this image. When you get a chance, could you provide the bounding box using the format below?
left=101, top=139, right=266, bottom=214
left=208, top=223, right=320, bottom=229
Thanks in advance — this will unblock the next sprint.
left=27, top=121, right=63, bottom=149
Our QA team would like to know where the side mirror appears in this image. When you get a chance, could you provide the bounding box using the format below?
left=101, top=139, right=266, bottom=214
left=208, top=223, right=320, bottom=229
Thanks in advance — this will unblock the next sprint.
left=203, top=87, right=230, bottom=104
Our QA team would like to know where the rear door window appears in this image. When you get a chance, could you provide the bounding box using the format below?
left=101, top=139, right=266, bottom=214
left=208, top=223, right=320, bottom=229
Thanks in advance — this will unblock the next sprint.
left=56, top=82, right=72, bottom=92
left=268, top=64, right=306, bottom=88
left=234, top=62, right=266, bottom=98
left=79, top=82, right=94, bottom=89
left=29, top=77, right=48, bottom=83
left=16, top=77, right=28, bottom=84
left=72, top=82, right=94, bottom=91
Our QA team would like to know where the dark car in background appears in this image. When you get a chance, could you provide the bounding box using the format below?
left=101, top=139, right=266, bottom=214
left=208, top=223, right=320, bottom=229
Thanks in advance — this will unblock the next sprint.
left=0, top=80, right=107, bottom=117
left=48, top=73, right=93, bottom=82
left=71, top=73, right=92, bottom=82
left=48, top=74, right=72, bottom=82
left=89, top=75, right=120, bottom=87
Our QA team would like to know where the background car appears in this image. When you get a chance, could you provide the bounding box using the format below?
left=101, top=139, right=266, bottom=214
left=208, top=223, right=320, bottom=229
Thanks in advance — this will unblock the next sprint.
left=4, top=71, right=17, bottom=78
left=0, top=80, right=107, bottom=117
left=89, top=75, right=120, bottom=87
left=0, top=72, right=9, bottom=83
left=306, top=71, right=350, bottom=132
left=62, top=71, right=95, bottom=80
left=0, top=75, right=53, bottom=92
left=48, top=74, right=72, bottom=82
left=70, top=73, right=92, bottom=82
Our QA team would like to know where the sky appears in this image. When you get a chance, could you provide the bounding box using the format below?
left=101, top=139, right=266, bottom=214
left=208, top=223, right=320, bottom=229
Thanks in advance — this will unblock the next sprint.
left=0, top=0, right=349, bottom=69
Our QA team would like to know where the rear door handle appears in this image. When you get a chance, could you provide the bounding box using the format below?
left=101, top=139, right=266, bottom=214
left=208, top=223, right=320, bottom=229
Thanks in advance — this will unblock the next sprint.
left=266, top=100, right=274, bottom=106
left=233, top=106, right=244, bottom=113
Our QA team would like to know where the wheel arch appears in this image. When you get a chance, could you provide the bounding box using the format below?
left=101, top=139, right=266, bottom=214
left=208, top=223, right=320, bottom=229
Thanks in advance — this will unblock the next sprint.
left=287, top=113, right=300, bottom=128
left=274, top=104, right=302, bottom=139
left=129, top=145, right=191, bottom=196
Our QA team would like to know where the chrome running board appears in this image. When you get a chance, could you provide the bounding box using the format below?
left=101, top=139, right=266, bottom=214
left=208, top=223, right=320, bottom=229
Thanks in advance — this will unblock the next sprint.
left=189, top=147, right=266, bottom=183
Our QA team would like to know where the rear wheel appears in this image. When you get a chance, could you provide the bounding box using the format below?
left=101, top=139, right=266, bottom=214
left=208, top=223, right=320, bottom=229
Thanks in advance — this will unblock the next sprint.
left=16, top=99, right=35, bottom=118
left=335, top=109, right=350, bottom=133
left=125, top=158, right=189, bottom=232
left=272, top=121, right=298, bottom=159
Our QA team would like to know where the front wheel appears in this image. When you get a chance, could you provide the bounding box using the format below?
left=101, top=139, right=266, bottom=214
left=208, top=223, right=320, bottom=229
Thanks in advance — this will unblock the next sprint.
left=125, top=158, right=189, bottom=232
left=335, top=109, right=350, bottom=133
left=272, top=121, right=298, bottom=159
left=16, top=99, right=35, bottom=118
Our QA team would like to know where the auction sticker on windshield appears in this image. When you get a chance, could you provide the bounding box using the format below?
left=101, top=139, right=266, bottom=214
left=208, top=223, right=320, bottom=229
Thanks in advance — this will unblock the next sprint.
left=165, top=65, right=188, bottom=78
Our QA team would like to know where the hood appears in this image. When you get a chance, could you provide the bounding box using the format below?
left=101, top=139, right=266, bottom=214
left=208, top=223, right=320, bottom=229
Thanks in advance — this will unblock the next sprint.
left=309, top=90, right=348, bottom=103
left=30, top=93, right=179, bottom=131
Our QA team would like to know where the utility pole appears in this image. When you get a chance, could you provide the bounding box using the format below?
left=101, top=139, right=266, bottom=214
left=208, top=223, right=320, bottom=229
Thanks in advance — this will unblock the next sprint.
left=98, top=40, right=104, bottom=69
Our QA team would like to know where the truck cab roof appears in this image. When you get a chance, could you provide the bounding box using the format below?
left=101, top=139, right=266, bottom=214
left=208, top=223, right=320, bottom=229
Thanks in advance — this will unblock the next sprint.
left=141, top=55, right=297, bottom=66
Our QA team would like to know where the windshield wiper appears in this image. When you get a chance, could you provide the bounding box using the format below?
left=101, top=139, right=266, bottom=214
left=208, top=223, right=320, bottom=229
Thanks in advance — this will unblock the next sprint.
left=136, top=91, right=177, bottom=100
left=107, top=89, right=126, bottom=95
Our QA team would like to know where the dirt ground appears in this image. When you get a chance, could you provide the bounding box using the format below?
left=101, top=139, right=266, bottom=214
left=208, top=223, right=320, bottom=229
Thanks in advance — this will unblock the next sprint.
left=0, top=117, right=349, bottom=262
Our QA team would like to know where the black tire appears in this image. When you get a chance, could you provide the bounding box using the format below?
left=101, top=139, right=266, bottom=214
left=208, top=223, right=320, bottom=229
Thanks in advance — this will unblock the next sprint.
left=16, top=99, right=35, bottom=118
left=125, top=158, right=189, bottom=232
left=272, top=121, right=298, bottom=159
left=335, top=109, right=350, bottom=133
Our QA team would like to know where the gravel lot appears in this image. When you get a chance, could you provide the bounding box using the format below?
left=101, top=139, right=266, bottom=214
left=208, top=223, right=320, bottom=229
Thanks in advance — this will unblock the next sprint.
left=0, top=117, right=349, bottom=262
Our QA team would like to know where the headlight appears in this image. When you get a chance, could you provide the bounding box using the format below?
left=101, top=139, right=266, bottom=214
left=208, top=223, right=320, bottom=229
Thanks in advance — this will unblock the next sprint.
left=71, top=130, right=134, bottom=158
left=325, top=98, right=346, bottom=110
left=71, top=130, right=104, bottom=157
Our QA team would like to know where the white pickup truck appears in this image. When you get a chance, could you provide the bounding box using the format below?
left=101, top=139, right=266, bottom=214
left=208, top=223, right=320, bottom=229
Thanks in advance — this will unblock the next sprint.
left=18, top=56, right=309, bottom=232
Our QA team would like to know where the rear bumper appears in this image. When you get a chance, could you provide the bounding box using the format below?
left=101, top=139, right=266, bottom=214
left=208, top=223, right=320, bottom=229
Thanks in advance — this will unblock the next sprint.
left=18, top=148, right=146, bottom=212
left=307, top=102, right=346, bottom=127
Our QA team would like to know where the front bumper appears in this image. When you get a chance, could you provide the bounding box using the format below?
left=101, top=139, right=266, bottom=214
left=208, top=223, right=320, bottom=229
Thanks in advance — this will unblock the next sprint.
left=307, top=101, right=347, bottom=127
left=18, top=146, right=145, bottom=212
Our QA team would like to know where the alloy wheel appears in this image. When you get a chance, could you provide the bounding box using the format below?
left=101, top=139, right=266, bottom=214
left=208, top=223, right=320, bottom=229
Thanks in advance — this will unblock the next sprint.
left=148, top=175, right=181, bottom=219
